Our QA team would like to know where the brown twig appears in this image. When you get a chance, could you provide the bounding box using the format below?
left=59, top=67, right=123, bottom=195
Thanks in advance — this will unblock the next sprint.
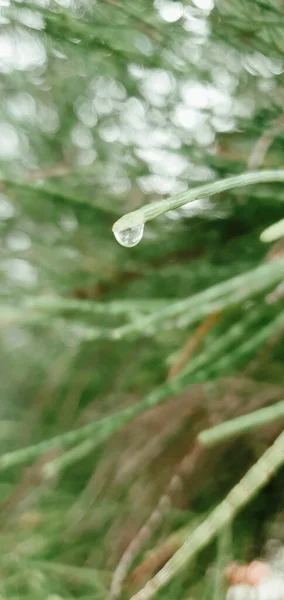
left=110, top=444, right=203, bottom=598
left=0, top=448, right=61, bottom=519
left=129, top=531, right=187, bottom=589
left=167, top=312, right=220, bottom=380
left=247, top=117, right=284, bottom=170
left=0, top=165, right=70, bottom=191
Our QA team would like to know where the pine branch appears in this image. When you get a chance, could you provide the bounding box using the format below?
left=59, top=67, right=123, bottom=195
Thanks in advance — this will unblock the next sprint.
left=130, top=431, right=284, bottom=600
left=198, top=400, right=284, bottom=446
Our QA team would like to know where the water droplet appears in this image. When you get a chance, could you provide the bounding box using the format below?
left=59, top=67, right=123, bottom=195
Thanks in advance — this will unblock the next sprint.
left=113, top=224, right=144, bottom=247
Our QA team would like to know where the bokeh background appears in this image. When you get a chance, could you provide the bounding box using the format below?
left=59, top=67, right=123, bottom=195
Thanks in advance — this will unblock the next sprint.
left=1, top=0, right=284, bottom=598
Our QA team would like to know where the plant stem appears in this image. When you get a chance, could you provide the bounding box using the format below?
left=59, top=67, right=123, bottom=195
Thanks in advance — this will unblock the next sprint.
left=198, top=400, right=284, bottom=446
left=130, top=431, right=284, bottom=600
left=113, top=170, right=284, bottom=233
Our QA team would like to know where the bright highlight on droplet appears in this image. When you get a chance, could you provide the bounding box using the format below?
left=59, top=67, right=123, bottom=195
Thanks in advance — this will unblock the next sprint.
left=113, top=223, right=144, bottom=247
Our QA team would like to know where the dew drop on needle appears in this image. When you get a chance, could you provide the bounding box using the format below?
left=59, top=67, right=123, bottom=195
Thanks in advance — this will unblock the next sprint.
left=113, top=224, right=144, bottom=248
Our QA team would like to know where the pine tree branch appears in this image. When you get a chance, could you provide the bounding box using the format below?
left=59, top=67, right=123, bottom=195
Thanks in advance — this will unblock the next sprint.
left=198, top=400, right=284, bottom=446
left=130, top=431, right=284, bottom=600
